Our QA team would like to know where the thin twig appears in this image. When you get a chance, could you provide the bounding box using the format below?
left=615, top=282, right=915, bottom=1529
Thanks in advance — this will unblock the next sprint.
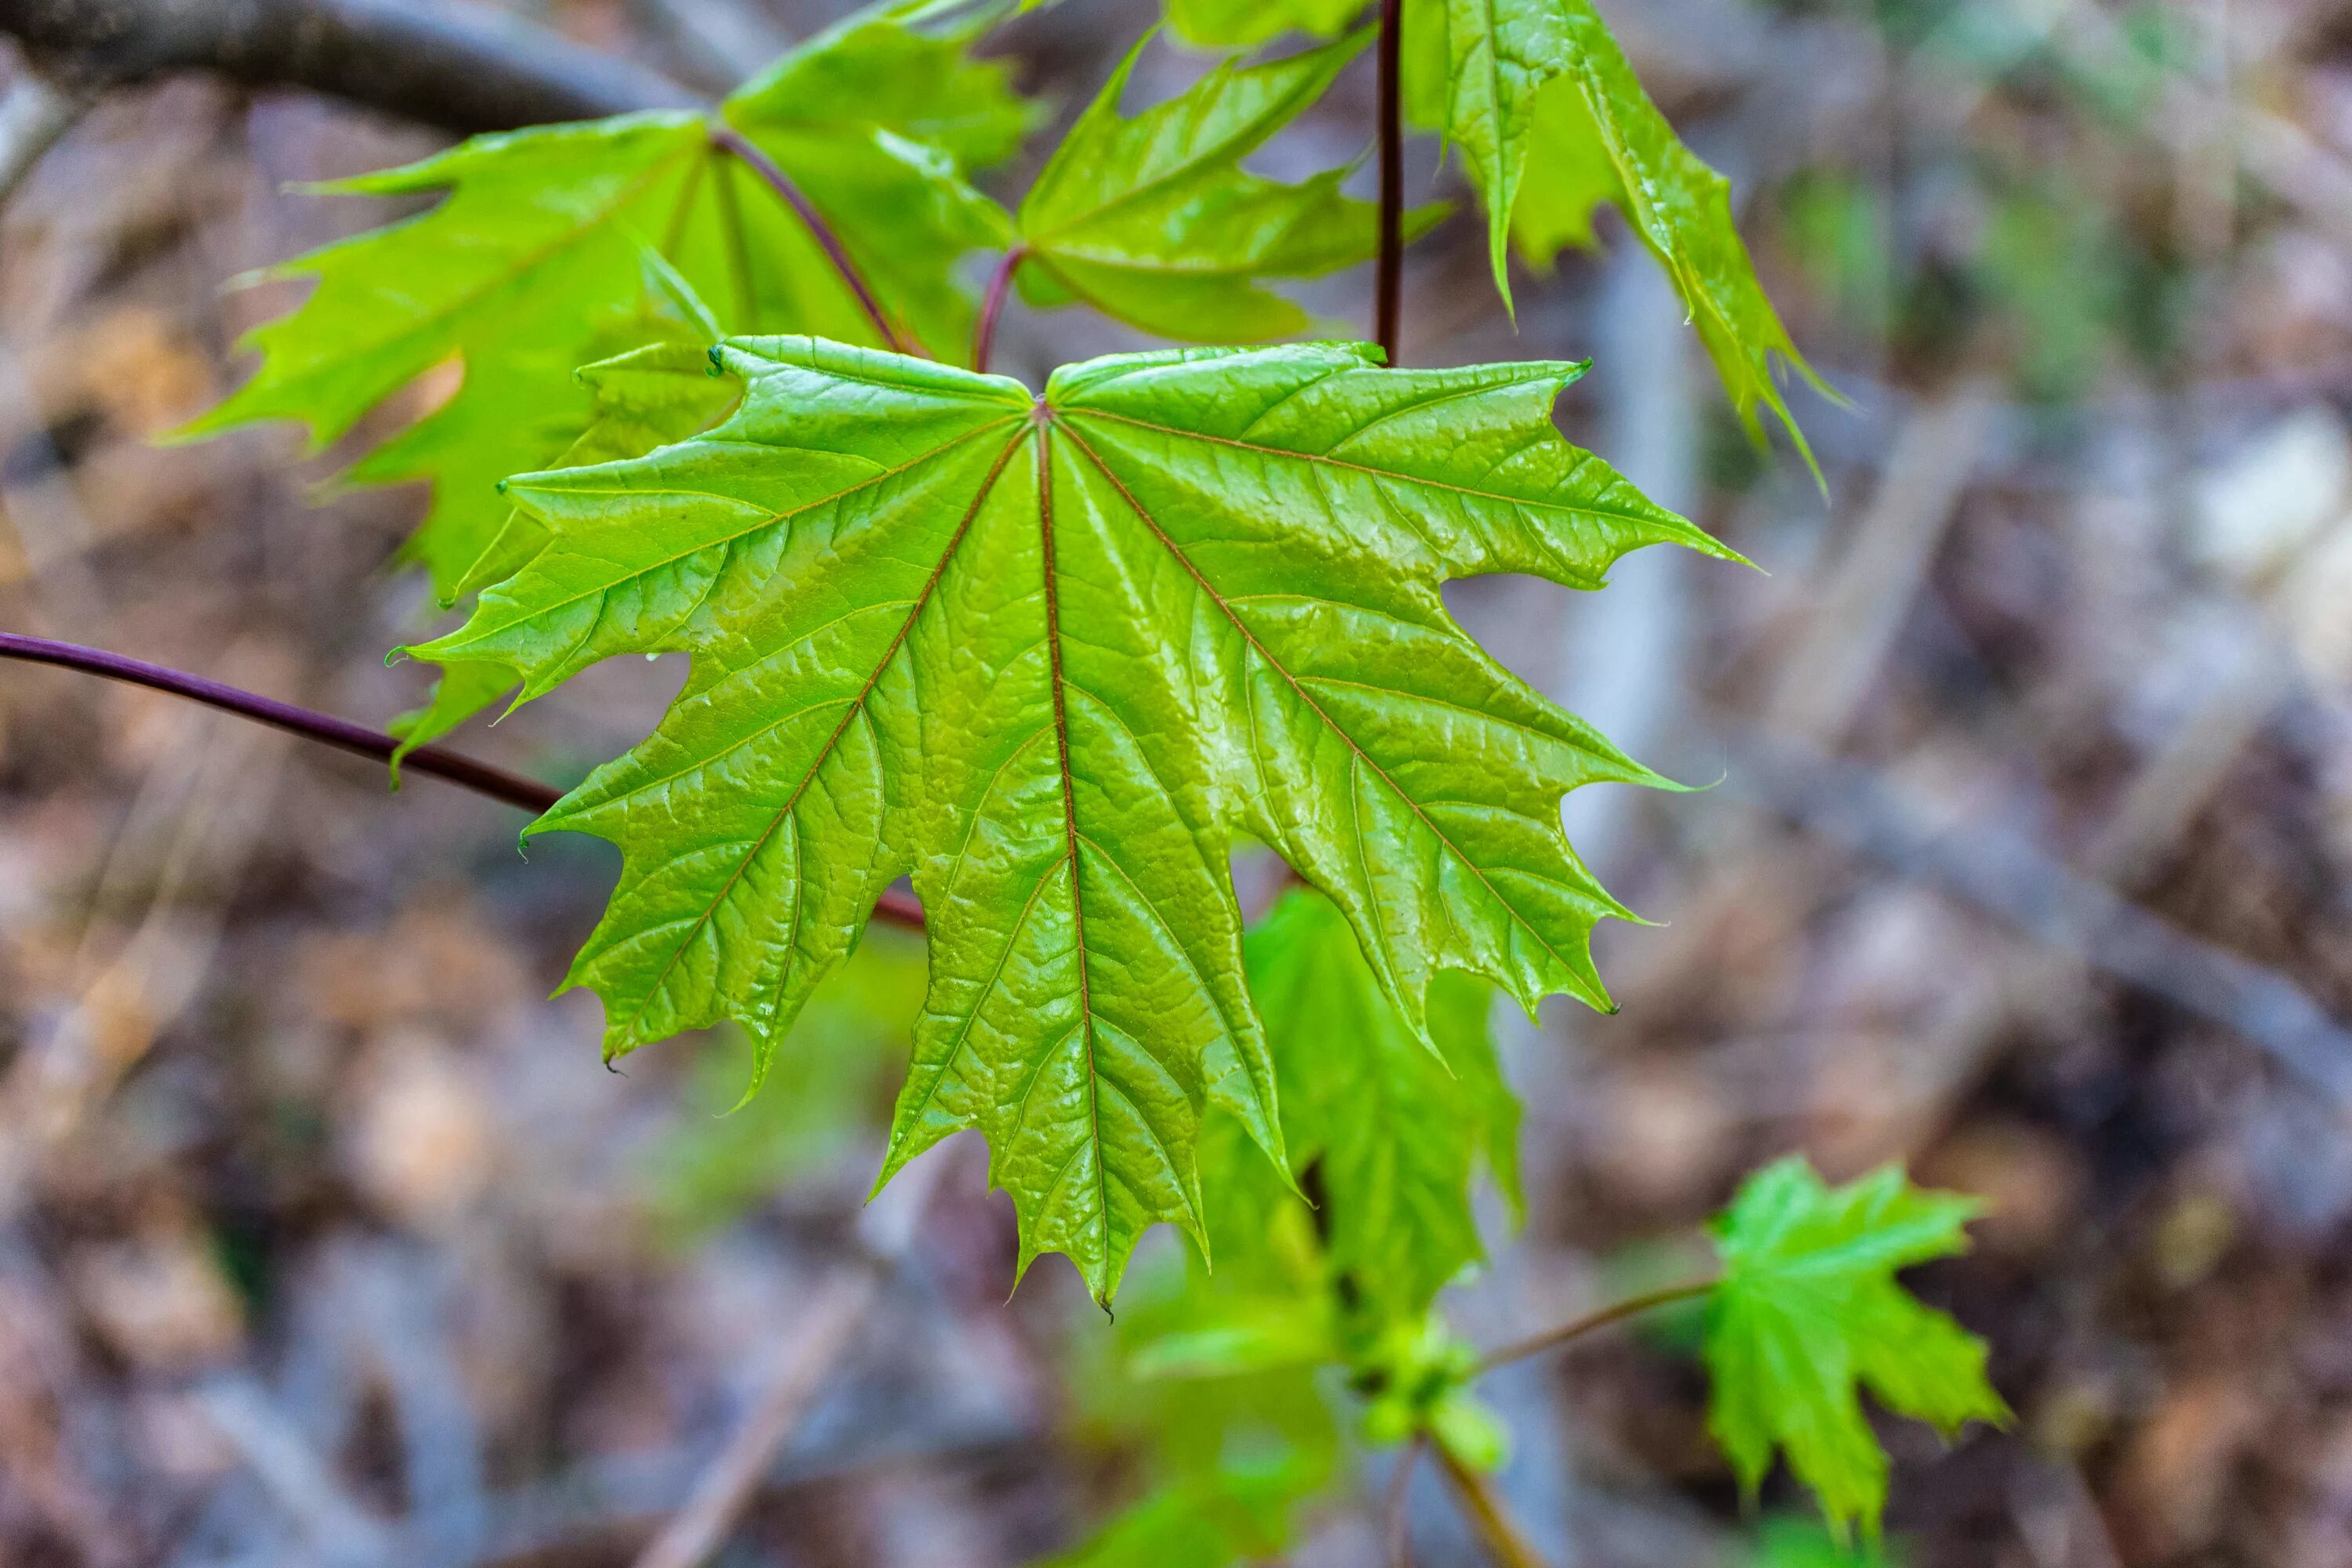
left=971, top=245, right=1026, bottom=374
left=631, top=1268, right=877, bottom=1568
left=1433, top=1444, right=1545, bottom=1568
left=1374, top=0, right=1405, bottom=362
left=197, top=1374, right=393, bottom=1562
left=1386, top=1433, right=1426, bottom=1568
left=0, top=633, right=558, bottom=811
left=1715, top=721, right=2352, bottom=1105
left=630, top=1149, right=947, bottom=1568
left=0, top=633, right=929, bottom=931
left=707, top=125, right=906, bottom=354
left=1475, top=1280, right=1713, bottom=1374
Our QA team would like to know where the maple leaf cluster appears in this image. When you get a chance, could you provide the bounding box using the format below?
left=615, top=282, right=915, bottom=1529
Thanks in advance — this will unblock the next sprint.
left=186, top=0, right=1999, bottom=1541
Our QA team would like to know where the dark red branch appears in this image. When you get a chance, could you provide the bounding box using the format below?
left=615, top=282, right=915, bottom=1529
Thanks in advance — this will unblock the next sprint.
left=0, top=633, right=927, bottom=931
left=1374, top=0, right=1405, bottom=364
left=971, top=245, right=1026, bottom=374
left=1, top=632, right=560, bottom=810
left=708, top=125, right=907, bottom=356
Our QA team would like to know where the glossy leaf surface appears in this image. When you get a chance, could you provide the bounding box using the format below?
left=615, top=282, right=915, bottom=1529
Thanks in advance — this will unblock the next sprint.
left=411, top=336, right=1721, bottom=1300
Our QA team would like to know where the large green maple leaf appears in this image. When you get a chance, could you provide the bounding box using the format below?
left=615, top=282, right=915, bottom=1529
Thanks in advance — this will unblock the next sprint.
left=178, top=11, right=1026, bottom=601
left=410, top=336, right=1726, bottom=1301
left=1705, top=1160, right=2010, bottom=1538
left=1012, top=34, right=1436, bottom=343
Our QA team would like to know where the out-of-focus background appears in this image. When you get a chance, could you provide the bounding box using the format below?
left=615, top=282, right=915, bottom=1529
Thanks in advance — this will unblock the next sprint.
left=4, top=0, right=2352, bottom=1559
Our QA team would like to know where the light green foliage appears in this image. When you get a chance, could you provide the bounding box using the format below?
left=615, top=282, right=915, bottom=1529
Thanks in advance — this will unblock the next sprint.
left=1247, top=887, right=1519, bottom=1320
left=1145, top=0, right=1820, bottom=448
left=408, top=335, right=1718, bottom=1302
left=724, top=11, right=1032, bottom=354
left=1052, top=1118, right=1341, bottom=1567
left=393, top=285, right=744, bottom=757
left=1040, top=1465, right=1320, bottom=1568
left=1498, top=78, right=1623, bottom=262
left=1113, top=881, right=1523, bottom=1477
left=1062, top=985, right=1513, bottom=1568
left=1400, top=0, right=1824, bottom=455
left=1704, top=1160, right=2009, bottom=1538
left=181, top=12, right=1025, bottom=600
left=1014, top=34, right=1432, bottom=342
left=1353, top=1315, right=1508, bottom=1467
left=1752, top=1515, right=1904, bottom=1567
left=154, top=0, right=1992, bottom=1540
left=1163, top=0, right=1361, bottom=49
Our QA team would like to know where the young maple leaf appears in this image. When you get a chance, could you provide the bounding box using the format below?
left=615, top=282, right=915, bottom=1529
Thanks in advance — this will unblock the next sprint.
left=178, top=11, right=1026, bottom=600
left=1398, top=0, right=1830, bottom=460
left=1704, top=1159, right=2011, bottom=1539
left=407, top=336, right=1729, bottom=1302
left=1012, top=33, right=1440, bottom=343
left=1247, top=887, right=1519, bottom=1321
left=1175, top=0, right=1826, bottom=454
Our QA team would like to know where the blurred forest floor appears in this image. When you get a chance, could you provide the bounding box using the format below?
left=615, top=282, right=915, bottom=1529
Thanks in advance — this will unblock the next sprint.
left=6, top=0, right=2352, bottom=1561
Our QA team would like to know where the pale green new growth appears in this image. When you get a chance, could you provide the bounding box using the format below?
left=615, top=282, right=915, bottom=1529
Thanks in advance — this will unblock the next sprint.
left=181, top=12, right=1025, bottom=600
left=1180, top=0, right=1822, bottom=451
left=1401, top=0, right=1828, bottom=455
left=408, top=336, right=1722, bottom=1301
left=1040, top=1468, right=1307, bottom=1568
left=1164, top=0, right=1361, bottom=48
left=1705, top=1160, right=2010, bottom=1538
left=1246, top=886, right=1518, bottom=1319
left=1014, top=34, right=1436, bottom=342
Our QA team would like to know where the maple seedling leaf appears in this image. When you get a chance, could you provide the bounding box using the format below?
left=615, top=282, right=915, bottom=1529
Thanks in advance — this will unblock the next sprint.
left=409, top=336, right=1728, bottom=1303
left=1399, top=0, right=1827, bottom=459
left=1013, top=33, right=1439, bottom=343
left=176, top=10, right=1025, bottom=601
left=1704, top=1159, right=2010, bottom=1539
left=1246, top=886, right=1519, bottom=1322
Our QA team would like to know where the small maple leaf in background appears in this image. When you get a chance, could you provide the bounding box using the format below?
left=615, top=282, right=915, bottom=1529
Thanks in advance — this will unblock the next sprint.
left=1705, top=1159, right=2011, bottom=1538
